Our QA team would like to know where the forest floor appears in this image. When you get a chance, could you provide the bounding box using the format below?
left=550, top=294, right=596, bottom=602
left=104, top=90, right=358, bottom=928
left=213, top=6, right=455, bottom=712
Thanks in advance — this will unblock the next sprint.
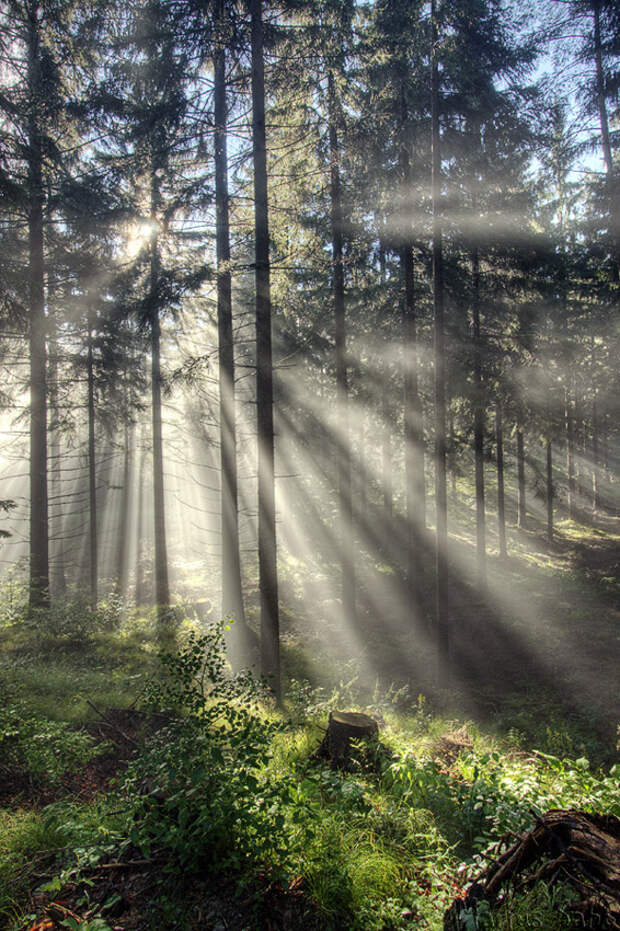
left=0, top=513, right=618, bottom=930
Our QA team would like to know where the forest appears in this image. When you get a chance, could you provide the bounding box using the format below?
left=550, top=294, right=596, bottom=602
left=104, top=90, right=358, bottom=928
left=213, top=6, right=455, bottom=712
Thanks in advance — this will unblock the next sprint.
left=0, top=0, right=618, bottom=928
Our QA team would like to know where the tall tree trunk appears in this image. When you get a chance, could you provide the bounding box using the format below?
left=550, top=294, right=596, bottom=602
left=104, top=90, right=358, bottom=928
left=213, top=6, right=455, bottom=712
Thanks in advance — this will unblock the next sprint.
left=495, top=400, right=507, bottom=557
left=431, top=0, right=449, bottom=674
left=400, top=87, right=425, bottom=595
left=327, top=70, right=355, bottom=628
left=87, top=305, right=98, bottom=607
left=592, top=0, right=619, bottom=280
left=214, top=6, right=248, bottom=662
left=565, top=382, right=576, bottom=519
left=116, top=418, right=133, bottom=599
left=27, top=5, right=49, bottom=609
left=516, top=422, right=526, bottom=528
left=47, top=286, right=65, bottom=599
left=382, top=382, right=392, bottom=520
left=471, top=233, right=486, bottom=585
left=251, top=0, right=280, bottom=699
left=135, top=434, right=148, bottom=606
left=150, top=171, right=170, bottom=624
left=546, top=438, right=553, bottom=543
left=592, top=394, right=600, bottom=512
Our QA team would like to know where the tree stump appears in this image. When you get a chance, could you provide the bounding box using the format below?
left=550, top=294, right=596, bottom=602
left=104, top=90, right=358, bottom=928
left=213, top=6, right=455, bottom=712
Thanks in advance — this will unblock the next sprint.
left=317, top=711, right=379, bottom=769
left=444, top=809, right=620, bottom=931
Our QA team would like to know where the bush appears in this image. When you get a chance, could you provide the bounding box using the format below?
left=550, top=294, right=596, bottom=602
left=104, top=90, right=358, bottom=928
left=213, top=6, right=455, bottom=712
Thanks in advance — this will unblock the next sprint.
left=122, top=623, right=289, bottom=874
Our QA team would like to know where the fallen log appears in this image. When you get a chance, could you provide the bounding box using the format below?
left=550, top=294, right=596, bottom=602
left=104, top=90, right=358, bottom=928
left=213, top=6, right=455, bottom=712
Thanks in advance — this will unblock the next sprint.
left=444, top=809, right=620, bottom=931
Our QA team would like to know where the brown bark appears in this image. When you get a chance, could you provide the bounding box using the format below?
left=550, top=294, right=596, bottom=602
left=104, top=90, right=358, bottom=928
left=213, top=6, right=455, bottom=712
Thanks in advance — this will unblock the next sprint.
left=251, top=0, right=280, bottom=699
left=27, top=3, right=49, bottom=609
left=495, top=400, right=507, bottom=557
left=214, top=3, right=248, bottom=664
left=444, top=810, right=620, bottom=931
left=516, top=423, right=526, bottom=528
left=546, top=438, right=553, bottom=543
left=328, top=69, right=355, bottom=628
left=317, top=711, right=379, bottom=769
left=431, top=0, right=448, bottom=675
left=87, top=305, right=98, bottom=607
left=471, top=234, right=486, bottom=585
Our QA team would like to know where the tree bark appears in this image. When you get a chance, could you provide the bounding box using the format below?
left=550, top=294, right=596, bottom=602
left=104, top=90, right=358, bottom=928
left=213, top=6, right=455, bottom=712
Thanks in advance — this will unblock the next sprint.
left=431, top=0, right=449, bottom=675
left=327, top=70, right=355, bottom=628
left=27, top=4, right=49, bottom=609
left=150, top=169, right=170, bottom=624
left=495, top=400, right=507, bottom=557
left=592, top=0, right=619, bottom=281
left=47, top=286, right=65, bottom=599
left=516, top=423, right=526, bottom=528
left=214, top=4, right=249, bottom=663
left=471, top=235, right=486, bottom=585
left=565, top=382, right=576, bottom=519
left=546, top=438, right=553, bottom=543
left=87, top=305, right=98, bottom=607
left=400, top=86, right=425, bottom=593
left=116, top=418, right=133, bottom=599
left=251, top=0, right=280, bottom=699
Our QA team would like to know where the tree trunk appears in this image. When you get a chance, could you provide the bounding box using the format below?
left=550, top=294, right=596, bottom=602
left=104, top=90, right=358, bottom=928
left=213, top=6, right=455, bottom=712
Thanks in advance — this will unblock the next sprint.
left=150, top=170, right=170, bottom=625
left=116, top=418, right=133, bottom=599
left=471, top=236, right=486, bottom=585
left=214, top=6, right=249, bottom=664
left=546, top=438, right=553, bottom=543
left=400, top=85, right=425, bottom=591
left=251, top=0, right=280, bottom=699
left=135, top=435, right=148, bottom=606
left=87, top=306, right=98, bottom=607
left=592, top=0, right=619, bottom=281
left=431, top=0, right=449, bottom=676
left=27, top=6, right=49, bottom=609
left=47, top=289, right=65, bottom=599
left=495, top=400, right=507, bottom=557
left=327, top=70, right=355, bottom=629
left=565, top=382, right=576, bottom=519
left=516, top=423, right=526, bottom=528
left=317, top=711, right=379, bottom=769
left=592, top=394, right=600, bottom=512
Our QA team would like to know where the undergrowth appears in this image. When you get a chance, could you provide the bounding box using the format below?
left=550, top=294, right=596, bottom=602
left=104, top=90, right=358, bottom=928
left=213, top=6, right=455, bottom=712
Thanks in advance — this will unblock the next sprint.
left=0, top=602, right=617, bottom=929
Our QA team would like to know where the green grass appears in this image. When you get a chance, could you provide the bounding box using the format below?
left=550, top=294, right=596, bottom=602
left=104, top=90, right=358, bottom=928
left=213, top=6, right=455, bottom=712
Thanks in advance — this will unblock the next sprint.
left=0, top=513, right=618, bottom=929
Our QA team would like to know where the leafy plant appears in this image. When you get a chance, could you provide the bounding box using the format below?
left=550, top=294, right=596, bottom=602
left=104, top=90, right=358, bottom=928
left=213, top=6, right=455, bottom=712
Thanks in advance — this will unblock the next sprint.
left=122, top=622, right=290, bottom=873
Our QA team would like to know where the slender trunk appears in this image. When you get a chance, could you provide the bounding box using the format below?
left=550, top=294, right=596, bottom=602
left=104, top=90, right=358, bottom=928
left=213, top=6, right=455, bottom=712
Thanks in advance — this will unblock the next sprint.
left=471, top=236, right=486, bottom=585
left=135, top=436, right=147, bottom=606
left=214, top=8, right=247, bottom=659
left=400, top=86, right=425, bottom=592
left=593, top=0, right=619, bottom=280
left=47, top=291, right=65, bottom=598
left=382, top=382, right=392, bottom=520
left=591, top=338, right=600, bottom=513
left=516, top=423, right=526, bottom=528
left=251, top=0, right=280, bottom=698
left=565, top=382, right=576, bottom=519
left=87, top=306, right=98, bottom=606
left=150, top=169, right=170, bottom=623
left=116, top=419, right=133, bottom=598
left=27, top=6, right=49, bottom=609
left=546, top=438, right=553, bottom=543
left=327, top=70, right=355, bottom=627
left=495, top=400, right=507, bottom=557
left=431, top=0, right=448, bottom=673
left=449, top=403, right=456, bottom=500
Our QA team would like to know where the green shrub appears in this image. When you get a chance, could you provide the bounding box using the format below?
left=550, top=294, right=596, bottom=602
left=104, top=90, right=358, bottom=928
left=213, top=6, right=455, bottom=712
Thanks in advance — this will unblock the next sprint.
left=122, top=623, right=289, bottom=874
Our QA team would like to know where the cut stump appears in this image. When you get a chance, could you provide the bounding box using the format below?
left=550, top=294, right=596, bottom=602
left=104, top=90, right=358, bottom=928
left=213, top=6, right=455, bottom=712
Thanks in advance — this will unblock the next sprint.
left=444, top=809, right=620, bottom=931
left=317, top=711, right=379, bottom=769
